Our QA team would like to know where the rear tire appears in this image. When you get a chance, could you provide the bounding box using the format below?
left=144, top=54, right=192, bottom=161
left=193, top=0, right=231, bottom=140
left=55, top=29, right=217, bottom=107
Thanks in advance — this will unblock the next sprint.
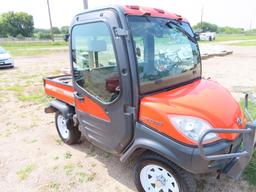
left=134, top=152, right=196, bottom=192
left=55, top=111, right=81, bottom=145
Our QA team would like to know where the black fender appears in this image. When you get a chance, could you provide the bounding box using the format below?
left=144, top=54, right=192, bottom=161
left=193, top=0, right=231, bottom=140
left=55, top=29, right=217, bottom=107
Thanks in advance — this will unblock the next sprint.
left=120, top=122, right=194, bottom=172
left=45, top=99, right=75, bottom=119
left=120, top=123, right=244, bottom=175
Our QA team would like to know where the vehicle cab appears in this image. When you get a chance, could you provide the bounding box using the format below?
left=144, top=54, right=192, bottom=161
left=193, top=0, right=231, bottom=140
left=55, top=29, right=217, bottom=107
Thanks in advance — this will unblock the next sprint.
left=44, top=5, right=256, bottom=192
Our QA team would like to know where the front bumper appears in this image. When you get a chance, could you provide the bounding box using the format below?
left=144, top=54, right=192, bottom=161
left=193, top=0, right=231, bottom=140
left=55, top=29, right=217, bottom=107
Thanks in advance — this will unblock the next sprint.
left=196, top=123, right=255, bottom=179
left=195, top=93, right=256, bottom=179
left=0, top=62, right=14, bottom=68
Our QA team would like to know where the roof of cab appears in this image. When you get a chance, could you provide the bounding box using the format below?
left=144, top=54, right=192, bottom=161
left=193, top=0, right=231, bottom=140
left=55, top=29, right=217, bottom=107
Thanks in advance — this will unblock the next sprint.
left=123, top=5, right=187, bottom=22
left=73, top=5, right=187, bottom=24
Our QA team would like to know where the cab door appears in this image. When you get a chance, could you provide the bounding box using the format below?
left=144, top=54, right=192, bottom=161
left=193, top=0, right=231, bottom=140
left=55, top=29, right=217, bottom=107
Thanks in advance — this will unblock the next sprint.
left=70, top=10, right=133, bottom=154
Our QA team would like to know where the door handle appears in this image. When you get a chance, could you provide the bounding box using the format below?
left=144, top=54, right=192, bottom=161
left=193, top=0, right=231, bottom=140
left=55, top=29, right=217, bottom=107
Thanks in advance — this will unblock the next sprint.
left=74, top=92, right=84, bottom=101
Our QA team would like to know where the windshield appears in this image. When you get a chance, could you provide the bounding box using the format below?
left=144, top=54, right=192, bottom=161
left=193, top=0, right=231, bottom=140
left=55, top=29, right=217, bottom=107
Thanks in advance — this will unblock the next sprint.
left=128, top=16, right=201, bottom=94
left=0, top=47, right=7, bottom=54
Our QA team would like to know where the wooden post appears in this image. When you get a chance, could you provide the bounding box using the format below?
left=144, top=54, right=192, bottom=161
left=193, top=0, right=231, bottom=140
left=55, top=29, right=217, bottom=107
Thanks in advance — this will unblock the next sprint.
left=47, top=0, right=54, bottom=42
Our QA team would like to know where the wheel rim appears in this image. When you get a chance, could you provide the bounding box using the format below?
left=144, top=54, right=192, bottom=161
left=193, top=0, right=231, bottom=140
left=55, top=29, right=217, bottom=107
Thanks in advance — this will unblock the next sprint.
left=140, top=164, right=180, bottom=192
left=57, top=114, right=70, bottom=139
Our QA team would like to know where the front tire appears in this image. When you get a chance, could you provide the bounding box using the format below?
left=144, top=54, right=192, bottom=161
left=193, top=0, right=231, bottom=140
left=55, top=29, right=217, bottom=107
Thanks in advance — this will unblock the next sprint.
left=134, top=152, right=196, bottom=192
left=55, top=111, right=81, bottom=145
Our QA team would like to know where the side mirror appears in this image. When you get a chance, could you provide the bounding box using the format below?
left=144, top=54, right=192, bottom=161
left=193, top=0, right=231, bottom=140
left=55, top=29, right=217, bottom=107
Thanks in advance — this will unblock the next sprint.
left=64, top=34, right=70, bottom=42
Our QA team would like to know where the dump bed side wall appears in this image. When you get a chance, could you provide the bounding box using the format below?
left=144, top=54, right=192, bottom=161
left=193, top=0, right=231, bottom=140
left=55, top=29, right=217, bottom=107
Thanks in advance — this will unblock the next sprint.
left=44, top=77, right=75, bottom=106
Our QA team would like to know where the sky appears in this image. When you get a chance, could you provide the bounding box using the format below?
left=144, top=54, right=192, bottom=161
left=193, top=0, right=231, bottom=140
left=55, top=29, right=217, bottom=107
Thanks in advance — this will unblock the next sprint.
left=0, top=0, right=255, bottom=30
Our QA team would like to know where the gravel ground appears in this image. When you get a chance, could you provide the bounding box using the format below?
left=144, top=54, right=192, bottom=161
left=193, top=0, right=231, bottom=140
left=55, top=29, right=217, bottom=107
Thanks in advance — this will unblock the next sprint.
left=0, top=45, right=256, bottom=192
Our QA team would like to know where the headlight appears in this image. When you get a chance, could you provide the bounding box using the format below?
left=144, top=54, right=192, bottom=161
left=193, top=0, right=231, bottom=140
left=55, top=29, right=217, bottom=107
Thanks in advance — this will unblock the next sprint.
left=5, top=58, right=13, bottom=64
left=169, top=115, right=218, bottom=143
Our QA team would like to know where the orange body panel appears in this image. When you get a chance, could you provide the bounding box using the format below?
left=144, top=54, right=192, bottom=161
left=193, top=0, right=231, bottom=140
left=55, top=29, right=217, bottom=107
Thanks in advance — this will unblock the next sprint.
left=44, top=79, right=75, bottom=105
left=76, top=97, right=111, bottom=122
left=44, top=78, right=110, bottom=122
left=139, top=79, right=246, bottom=145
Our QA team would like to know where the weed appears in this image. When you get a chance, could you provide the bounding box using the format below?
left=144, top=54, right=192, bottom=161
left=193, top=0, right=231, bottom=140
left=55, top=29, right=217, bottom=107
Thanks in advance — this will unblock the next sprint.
left=53, top=166, right=59, bottom=171
left=47, top=181, right=60, bottom=192
left=17, top=164, right=36, bottom=180
left=64, top=151, right=72, bottom=159
left=55, top=138, right=63, bottom=146
left=23, top=138, right=37, bottom=144
left=4, top=129, right=12, bottom=137
left=64, top=163, right=75, bottom=176
left=30, top=139, right=37, bottom=143
left=77, top=162, right=83, bottom=168
left=76, top=172, right=96, bottom=183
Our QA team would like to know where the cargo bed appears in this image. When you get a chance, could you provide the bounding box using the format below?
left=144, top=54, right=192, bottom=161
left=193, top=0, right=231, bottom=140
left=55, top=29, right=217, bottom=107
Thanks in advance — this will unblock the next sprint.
left=43, top=75, right=75, bottom=105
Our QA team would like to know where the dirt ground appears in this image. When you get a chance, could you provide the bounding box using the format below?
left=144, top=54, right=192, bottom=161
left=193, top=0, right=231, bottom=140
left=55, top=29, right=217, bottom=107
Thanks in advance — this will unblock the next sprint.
left=0, top=45, right=256, bottom=192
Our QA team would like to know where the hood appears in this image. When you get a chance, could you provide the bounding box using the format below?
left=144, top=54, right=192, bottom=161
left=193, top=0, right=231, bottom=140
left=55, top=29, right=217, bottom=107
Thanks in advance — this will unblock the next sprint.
left=0, top=53, right=11, bottom=60
left=139, top=79, right=246, bottom=145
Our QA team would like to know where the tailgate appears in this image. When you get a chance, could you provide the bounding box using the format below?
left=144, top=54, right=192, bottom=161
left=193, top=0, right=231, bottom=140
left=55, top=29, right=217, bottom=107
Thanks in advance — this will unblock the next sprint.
left=43, top=75, right=75, bottom=105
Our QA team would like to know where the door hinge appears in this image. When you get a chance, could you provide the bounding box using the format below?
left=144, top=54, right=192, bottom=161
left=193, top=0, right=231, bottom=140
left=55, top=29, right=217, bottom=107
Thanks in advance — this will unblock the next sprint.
left=114, top=28, right=129, bottom=37
left=124, top=105, right=136, bottom=118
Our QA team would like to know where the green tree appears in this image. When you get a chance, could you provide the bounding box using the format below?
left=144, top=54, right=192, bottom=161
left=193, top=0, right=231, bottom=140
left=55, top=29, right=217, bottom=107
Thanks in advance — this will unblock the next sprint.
left=60, top=26, right=69, bottom=34
left=193, top=22, right=218, bottom=32
left=0, top=11, right=34, bottom=37
left=52, top=26, right=60, bottom=34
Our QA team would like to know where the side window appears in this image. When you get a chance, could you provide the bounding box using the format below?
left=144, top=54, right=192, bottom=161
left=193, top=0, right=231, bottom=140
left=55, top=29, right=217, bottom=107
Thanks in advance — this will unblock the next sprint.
left=133, top=36, right=145, bottom=75
left=71, top=22, right=120, bottom=103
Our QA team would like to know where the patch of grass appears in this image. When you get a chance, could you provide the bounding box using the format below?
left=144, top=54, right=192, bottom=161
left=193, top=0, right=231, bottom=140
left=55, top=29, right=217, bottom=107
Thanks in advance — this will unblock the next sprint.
left=241, top=99, right=256, bottom=185
left=76, top=172, right=96, bottom=183
left=1, top=40, right=68, bottom=57
left=244, top=151, right=256, bottom=185
left=17, top=88, right=49, bottom=105
left=199, top=34, right=256, bottom=43
left=23, top=138, right=37, bottom=144
left=55, top=138, right=63, bottom=146
left=4, top=129, right=12, bottom=137
left=240, top=99, right=256, bottom=120
left=230, top=41, right=256, bottom=46
left=6, top=84, right=24, bottom=93
left=216, top=34, right=256, bottom=42
left=53, top=165, right=59, bottom=171
left=10, top=49, right=68, bottom=57
left=46, top=181, right=60, bottom=192
left=64, top=163, right=75, bottom=176
left=17, top=163, right=36, bottom=180
left=216, top=35, right=256, bottom=41
left=64, top=151, right=72, bottom=159
left=6, top=84, right=49, bottom=105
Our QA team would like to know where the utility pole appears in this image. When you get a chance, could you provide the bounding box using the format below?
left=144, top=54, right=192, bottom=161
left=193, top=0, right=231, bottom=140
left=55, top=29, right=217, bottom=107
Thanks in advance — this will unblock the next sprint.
left=47, top=0, right=54, bottom=42
left=83, top=0, right=88, bottom=9
left=200, top=3, right=204, bottom=32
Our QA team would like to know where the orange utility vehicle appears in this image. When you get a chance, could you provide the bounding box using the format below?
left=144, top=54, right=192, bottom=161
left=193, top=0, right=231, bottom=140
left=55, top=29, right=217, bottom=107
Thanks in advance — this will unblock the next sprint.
left=44, top=5, right=256, bottom=192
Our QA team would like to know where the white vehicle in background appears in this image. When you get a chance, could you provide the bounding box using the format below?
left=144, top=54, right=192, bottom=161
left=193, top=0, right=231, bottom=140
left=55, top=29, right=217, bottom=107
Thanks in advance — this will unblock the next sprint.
left=199, top=32, right=216, bottom=41
left=0, top=47, right=14, bottom=69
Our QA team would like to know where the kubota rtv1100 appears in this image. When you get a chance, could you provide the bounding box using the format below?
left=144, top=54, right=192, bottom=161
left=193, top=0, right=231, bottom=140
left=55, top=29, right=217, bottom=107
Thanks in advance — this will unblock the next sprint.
left=44, top=5, right=256, bottom=192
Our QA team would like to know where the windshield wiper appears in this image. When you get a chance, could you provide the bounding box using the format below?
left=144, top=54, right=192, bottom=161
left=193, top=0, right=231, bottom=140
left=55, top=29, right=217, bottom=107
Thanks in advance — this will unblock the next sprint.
left=165, top=20, right=197, bottom=44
